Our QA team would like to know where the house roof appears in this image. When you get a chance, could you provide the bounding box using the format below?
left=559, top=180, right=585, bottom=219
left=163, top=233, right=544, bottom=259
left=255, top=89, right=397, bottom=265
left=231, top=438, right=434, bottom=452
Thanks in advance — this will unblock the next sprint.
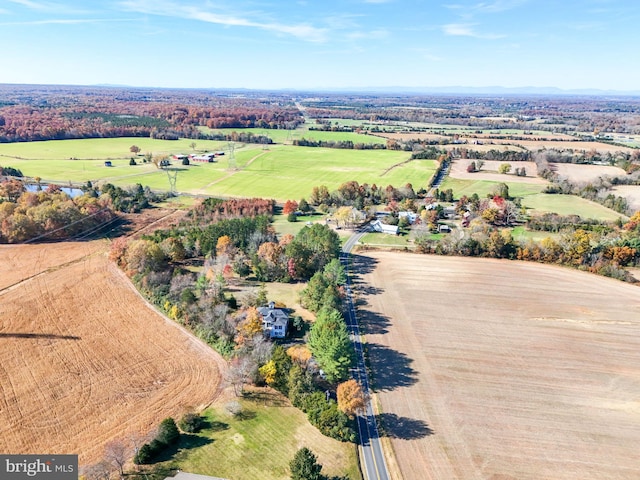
left=371, top=219, right=399, bottom=235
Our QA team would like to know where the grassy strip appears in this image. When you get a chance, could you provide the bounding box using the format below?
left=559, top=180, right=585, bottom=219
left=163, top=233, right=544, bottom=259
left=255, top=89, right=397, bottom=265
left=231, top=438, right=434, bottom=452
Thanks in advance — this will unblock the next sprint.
left=163, top=389, right=361, bottom=480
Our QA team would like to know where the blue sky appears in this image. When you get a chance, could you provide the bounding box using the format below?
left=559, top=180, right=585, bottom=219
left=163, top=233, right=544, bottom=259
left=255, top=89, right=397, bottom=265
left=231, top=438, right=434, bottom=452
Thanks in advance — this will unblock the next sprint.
left=1, top=0, right=639, bottom=91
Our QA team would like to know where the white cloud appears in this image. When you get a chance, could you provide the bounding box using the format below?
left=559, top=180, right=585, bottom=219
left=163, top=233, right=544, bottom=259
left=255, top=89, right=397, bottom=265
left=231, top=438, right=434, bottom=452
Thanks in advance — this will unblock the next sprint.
left=442, top=22, right=505, bottom=38
left=119, top=0, right=328, bottom=43
left=346, top=28, right=389, bottom=40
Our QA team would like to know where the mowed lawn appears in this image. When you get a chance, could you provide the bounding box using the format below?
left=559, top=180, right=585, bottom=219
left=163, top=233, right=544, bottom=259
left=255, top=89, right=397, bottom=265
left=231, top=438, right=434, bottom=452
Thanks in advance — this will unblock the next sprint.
left=523, top=193, right=627, bottom=221
left=172, top=389, right=361, bottom=480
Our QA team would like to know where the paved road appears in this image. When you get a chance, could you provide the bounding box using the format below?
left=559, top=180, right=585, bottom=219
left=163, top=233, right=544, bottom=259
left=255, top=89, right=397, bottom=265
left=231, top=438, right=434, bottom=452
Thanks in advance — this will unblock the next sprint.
left=341, top=227, right=391, bottom=480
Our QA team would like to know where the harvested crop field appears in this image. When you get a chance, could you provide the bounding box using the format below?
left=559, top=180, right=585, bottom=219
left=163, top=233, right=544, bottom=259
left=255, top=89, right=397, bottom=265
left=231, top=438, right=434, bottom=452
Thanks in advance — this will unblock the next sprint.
left=353, top=251, right=640, bottom=480
left=553, top=163, right=627, bottom=183
left=449, top=159, right=546, bottom=184
left=611, top=185, right=640, bottom=211
left=0, top=241, right=225, bottom=465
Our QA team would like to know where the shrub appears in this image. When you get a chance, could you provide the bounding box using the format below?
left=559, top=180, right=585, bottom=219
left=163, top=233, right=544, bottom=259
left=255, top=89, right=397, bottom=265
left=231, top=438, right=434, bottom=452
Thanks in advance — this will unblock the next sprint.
left=287, top=212, right=298, bottom=222
left=133, top=443, right=153, bottom=464
left=157, top=417, right=180, bottom=445
left=129, top=158, right=137, bottom=166
left=179, top=412, right=204, bottom=433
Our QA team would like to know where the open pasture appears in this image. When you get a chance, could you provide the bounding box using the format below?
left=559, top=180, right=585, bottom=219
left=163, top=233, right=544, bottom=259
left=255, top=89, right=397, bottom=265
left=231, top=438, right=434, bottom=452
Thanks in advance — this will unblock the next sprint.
left=0, top=137, right=230, bottom=161
left=198, top=146, right=435, bottom=201
left=0, top=241, right=225, bottom=465
left=0, top=139, right=434, bottom=202
left=355, top=251, right=640, bottom=480
left=522, top=193, right=626, bottom=221
left=202, top=126, right=386, bottom=145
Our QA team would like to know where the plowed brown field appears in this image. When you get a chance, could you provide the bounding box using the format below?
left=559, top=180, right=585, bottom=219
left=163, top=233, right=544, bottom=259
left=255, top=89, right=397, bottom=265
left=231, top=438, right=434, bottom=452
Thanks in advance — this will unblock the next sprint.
left=354, top=252, right=640, bottom=480
left=0, top=241, right=225, bottom=465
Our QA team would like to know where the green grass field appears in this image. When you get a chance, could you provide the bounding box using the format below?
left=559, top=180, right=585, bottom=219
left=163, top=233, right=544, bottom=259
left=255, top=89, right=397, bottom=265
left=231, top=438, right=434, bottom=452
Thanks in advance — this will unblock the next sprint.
left=359, top=232, right=412, bottom=247
left=271, top=213, right=328, bottom=237
left=199, top=146, right=435, bottom=201
left=202, top=126, right=386, bottom=145
left=1, top=139, right=434, bottom=202
left=522, top=193, right=627, bottom=221
left=510, top=226, right=560, bottom=242
left=170, top=390, right=361, bottom=480
left=439, top=177, right=545, bottom=199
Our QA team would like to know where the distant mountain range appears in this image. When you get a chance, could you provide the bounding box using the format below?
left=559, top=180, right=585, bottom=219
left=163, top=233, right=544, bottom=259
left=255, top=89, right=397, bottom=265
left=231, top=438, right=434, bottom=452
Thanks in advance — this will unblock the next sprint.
left=311, top=86, right=640, bottom=97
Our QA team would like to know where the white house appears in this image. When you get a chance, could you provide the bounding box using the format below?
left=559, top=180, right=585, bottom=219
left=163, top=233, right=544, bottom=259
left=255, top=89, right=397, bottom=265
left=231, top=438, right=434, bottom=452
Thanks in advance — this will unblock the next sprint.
left=257, top=301, right=289, bottom=339
left=370, top=219, right=399, bottom=235
left=398, top=211, right=418, bottom=224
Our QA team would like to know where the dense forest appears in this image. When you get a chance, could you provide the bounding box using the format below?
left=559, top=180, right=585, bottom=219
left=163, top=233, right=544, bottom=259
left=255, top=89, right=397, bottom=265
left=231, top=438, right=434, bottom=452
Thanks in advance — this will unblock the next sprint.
left=0, top=85, right=303, bottom=142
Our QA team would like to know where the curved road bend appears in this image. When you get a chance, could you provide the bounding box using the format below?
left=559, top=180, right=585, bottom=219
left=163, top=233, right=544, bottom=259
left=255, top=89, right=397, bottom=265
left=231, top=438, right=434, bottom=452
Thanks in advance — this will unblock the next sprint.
left=341, top=227, right=391, bottom=480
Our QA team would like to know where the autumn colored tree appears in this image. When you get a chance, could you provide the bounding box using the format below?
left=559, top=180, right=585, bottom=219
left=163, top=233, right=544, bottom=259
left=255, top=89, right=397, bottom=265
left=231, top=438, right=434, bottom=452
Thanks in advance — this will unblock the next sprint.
left=216, top=235, right=232, bottom=257
left=283, top=199, right=299, bottom=214
left=499, top=163, right=512, bottom=174
left=236, top=307, right=263, bottom=345
left=287, top=345, right=312, bottom=367
left=623, top=211, right=640, bottom=232
left=129, top=145, right=141, bottom=155
left=337, top=379, right=369, bottom=417
left=258, top=360, right=277, bottom=385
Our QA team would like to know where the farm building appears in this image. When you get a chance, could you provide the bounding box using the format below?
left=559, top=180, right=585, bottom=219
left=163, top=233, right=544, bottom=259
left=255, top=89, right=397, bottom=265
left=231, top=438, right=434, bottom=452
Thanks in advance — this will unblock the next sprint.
left=190, top=153, right=217, bottom=162
left=171, top=154, right=188, bottom=161
left=370, top=219, right=399, bottom=235
left=257, top=301, right=289, bottom=339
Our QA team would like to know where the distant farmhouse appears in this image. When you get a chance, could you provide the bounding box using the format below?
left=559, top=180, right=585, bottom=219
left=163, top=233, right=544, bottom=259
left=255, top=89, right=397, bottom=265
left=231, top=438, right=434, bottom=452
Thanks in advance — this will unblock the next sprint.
left=189, top=152, right=217, bottom=163
left=370, top=219, right=399, bottom=235
left=257, top=301, right=289, bottom=339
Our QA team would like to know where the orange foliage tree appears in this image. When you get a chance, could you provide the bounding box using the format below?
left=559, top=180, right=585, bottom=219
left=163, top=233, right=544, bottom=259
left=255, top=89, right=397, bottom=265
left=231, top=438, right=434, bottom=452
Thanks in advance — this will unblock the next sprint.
left=283, top=200, right=299, bottom=214
left=336, top=379, right=368, bottom=417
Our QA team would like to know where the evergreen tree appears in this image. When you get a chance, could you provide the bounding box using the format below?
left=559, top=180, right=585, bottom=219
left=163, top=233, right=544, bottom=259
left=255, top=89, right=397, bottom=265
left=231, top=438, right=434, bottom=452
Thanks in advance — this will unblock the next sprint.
left=290, top=447, right=322, bottom=480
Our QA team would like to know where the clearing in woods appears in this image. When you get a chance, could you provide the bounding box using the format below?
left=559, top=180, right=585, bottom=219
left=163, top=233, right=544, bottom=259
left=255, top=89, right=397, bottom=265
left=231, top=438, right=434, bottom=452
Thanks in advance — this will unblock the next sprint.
left=0, top=241, right=225, bottom=465
left=353, top=251, right=640, bottom=480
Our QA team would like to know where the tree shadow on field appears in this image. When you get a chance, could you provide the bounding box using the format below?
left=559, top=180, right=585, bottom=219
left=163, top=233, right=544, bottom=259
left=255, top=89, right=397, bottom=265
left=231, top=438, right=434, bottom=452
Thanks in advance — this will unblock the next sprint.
left=200, top=418, right=229, bottom=433
left=0, top=332, right=80, bottom=340
left=153, top=434, right=213, bottom=462
left=376, top=413, right=434, bottom=440
left=348, top=254, right=384, bottom=298
left=366, top=343, right=418, bottom=391
left=242, top=388, right=288, bottom=407
left=357, top=309, right=391, bottom=335
left=349, top=253, right=379, bottom=276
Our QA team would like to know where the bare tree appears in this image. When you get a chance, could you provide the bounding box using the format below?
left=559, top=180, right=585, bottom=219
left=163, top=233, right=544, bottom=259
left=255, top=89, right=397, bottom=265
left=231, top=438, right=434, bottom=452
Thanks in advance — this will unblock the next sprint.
left=81, top=461, right=112, bottom=480
left=104, top=439, right=130, bottom=479
left=225, top=356, right=257, bottom=396
left=225, top=400, right=243, bottom=417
